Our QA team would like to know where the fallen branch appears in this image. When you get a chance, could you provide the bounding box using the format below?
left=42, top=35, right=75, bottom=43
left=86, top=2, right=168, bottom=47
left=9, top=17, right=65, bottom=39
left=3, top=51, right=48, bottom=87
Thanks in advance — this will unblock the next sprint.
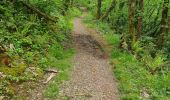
left=43, top=69, right=58, bottom=84
left=43, top=73, right=57, bottom=84
left=44, top=69, right=58, bottom=73
left=21, top=1, right=57, bottom=22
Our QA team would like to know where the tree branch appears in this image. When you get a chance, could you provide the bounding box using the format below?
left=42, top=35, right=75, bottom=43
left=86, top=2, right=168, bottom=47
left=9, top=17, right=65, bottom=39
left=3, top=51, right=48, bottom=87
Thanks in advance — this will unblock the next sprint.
left=21, top=1, right=58, bottom=22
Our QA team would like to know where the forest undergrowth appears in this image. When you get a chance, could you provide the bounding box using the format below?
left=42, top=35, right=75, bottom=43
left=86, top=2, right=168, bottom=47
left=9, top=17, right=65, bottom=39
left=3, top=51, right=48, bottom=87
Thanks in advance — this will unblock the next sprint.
left=84, top=12, right=170, bottom=100
left=0, top=0, right=81, bottom=99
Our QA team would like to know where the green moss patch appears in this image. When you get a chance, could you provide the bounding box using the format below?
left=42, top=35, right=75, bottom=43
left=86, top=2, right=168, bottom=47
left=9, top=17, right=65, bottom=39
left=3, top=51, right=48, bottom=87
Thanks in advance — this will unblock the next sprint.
left=0, top=63, right=26, bottom=76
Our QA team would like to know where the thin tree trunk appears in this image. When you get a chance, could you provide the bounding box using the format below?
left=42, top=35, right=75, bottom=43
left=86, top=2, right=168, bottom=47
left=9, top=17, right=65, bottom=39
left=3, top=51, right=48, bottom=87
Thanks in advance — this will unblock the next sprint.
left=96, top=0, right=102, bottom=19
left=100, top=0, right=116, bottom=20
left=157, top=0, right=169, bottom=48
left=137, top=0, right=144, bottom=39
left=168, top=16, right=170, bottom=30
left=128, top=0, right=136, bottom=44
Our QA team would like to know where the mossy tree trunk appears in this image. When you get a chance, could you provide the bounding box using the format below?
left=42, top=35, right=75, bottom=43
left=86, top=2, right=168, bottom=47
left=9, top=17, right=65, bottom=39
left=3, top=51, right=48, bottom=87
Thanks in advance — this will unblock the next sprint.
left=157, top=0, right=169, bottom=48
left=128, top=0, right=136, bottom=49
left=137, top=0, right=144, bottom=39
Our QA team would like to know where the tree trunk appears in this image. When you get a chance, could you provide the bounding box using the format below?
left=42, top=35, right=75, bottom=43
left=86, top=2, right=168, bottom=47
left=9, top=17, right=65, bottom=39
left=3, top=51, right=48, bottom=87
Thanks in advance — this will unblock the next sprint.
left=157, top=0, right=169, bottom=48
left=168, top=16, right=170, bottom=30
left=128, top=0, right=136, bottom=45
left=137, top=0, right=144, bottom=39
left=96, top=0, right=102, bottom=19
left=100, top=0, right=116, bottom=20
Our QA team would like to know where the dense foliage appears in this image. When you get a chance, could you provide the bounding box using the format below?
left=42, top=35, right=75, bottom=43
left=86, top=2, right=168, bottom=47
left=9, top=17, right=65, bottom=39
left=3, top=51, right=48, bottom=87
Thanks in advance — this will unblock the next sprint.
left=0, top=0, right=80, bottom=99
left=78, top=0, right=170, bottom=99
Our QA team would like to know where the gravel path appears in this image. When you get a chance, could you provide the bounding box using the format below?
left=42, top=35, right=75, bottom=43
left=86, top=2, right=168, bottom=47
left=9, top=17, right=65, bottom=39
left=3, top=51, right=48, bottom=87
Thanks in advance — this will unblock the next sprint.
left=58, top=18, right=119, bottom=100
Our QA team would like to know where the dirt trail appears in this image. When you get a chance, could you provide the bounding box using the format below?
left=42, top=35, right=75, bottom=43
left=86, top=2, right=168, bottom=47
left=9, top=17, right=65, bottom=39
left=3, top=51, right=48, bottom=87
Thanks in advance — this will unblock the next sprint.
left=58, top=17, right=119, bottom=100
